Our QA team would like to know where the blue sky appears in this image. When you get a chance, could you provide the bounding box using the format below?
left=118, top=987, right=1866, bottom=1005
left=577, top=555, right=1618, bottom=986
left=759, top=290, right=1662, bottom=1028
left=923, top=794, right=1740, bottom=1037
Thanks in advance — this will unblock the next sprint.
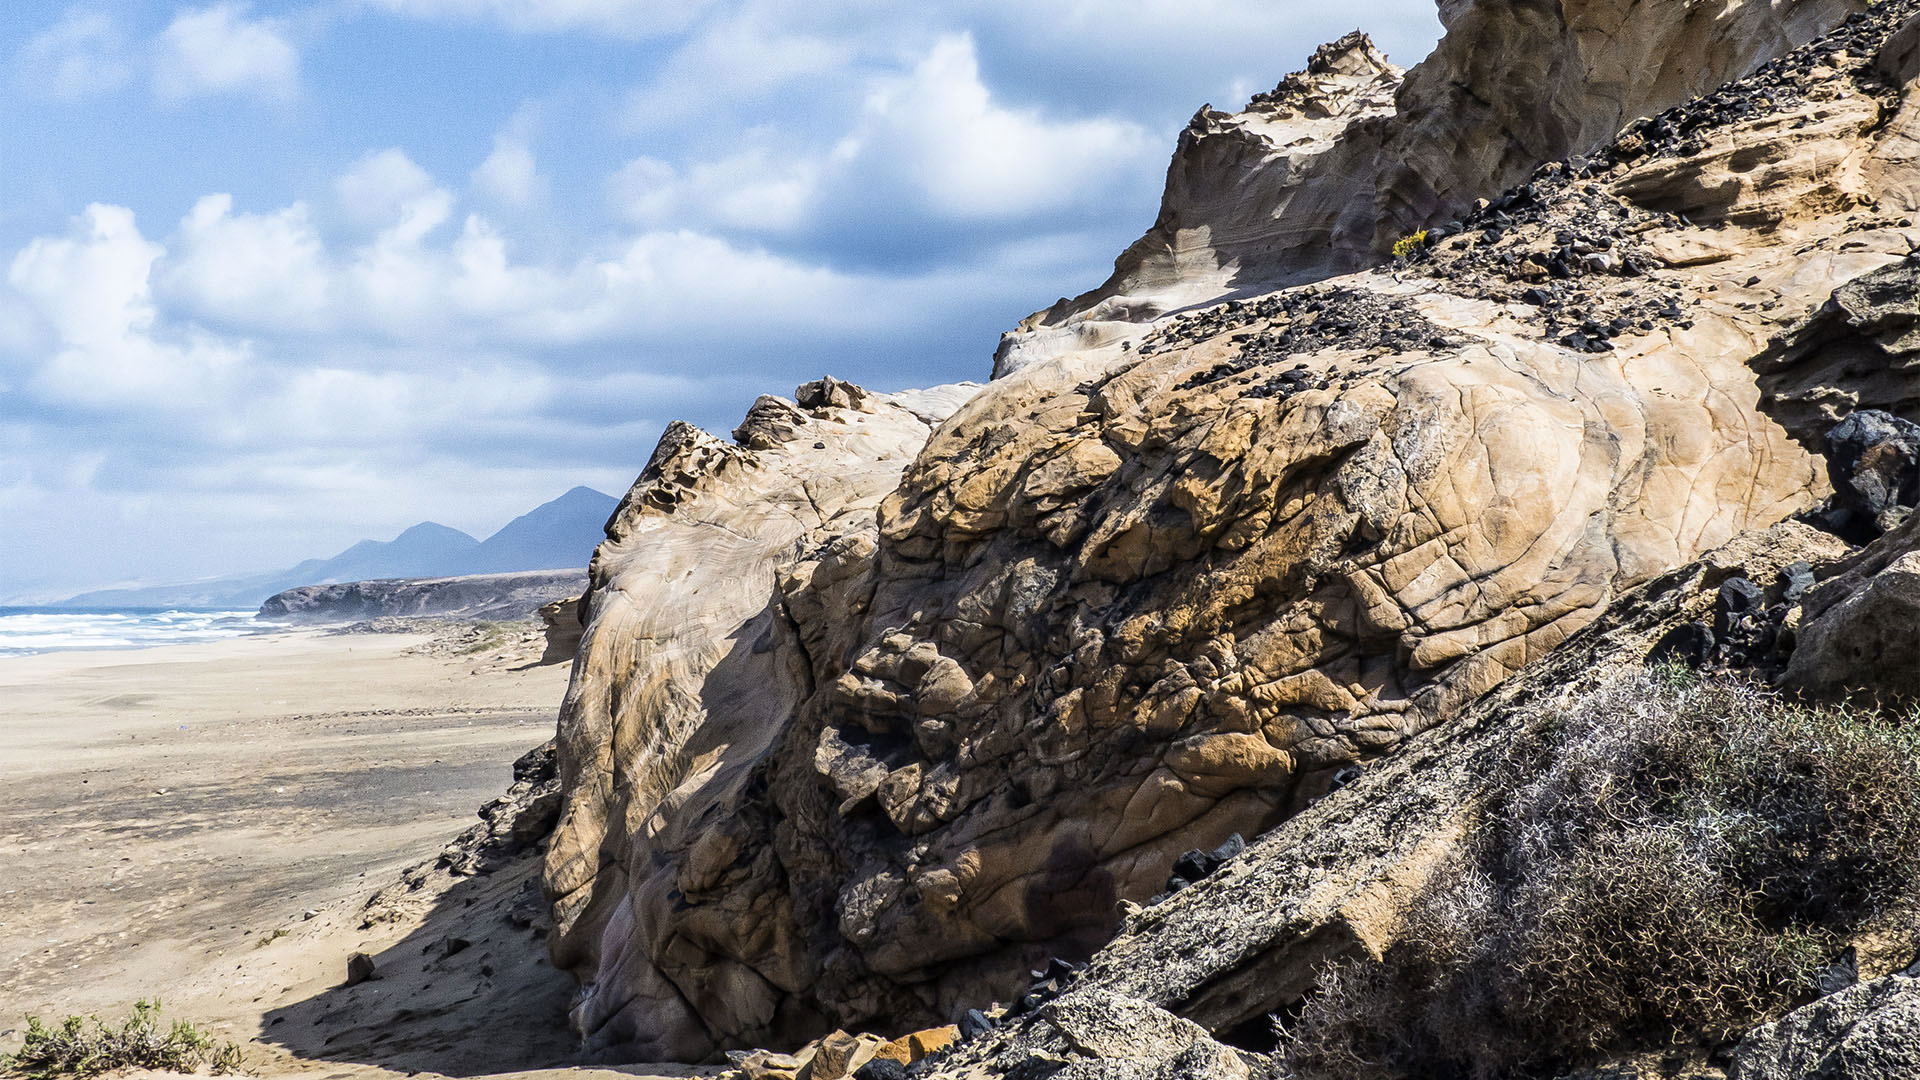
left=0, top=0, right=1443, bottom=601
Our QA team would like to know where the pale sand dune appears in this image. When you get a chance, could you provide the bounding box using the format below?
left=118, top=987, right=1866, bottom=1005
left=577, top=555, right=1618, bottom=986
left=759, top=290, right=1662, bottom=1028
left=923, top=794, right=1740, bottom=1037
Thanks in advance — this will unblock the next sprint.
left=0, top=630, right=712, bottom=1080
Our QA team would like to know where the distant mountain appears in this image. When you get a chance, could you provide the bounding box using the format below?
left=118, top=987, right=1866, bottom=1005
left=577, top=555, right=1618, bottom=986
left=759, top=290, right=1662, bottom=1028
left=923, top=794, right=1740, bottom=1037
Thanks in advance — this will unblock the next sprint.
left=277, top=522, right=483, bottom=586
left=61, top=487, right=617, bottom=610
left=466, top=487, right=616, bottom=574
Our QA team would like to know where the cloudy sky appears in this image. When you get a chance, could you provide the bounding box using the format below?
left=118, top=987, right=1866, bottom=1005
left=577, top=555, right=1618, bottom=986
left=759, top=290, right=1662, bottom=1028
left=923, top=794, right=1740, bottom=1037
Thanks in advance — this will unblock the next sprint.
left=0, top=0, right=1443, bottom=602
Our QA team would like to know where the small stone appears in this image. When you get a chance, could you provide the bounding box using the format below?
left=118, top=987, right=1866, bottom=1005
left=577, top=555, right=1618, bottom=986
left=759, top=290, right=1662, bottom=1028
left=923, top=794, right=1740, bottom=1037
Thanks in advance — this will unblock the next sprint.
left=1780, top=561, right=1815, bottom=604
left=959, top=1009, right=993, bottom=1040
left=1815, top=946, right=1859, bottom=996
left=345, top=952, right=378, bottom=986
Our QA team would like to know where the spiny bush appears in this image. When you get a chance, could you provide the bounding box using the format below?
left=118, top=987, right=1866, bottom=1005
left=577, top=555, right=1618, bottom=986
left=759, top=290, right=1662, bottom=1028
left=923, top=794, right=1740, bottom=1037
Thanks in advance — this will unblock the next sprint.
left=1279, top=671, right=1920, bottom=1080
left=2, top=1000, right=242, bottom=1079
left=1391, top=230, right=1430, bottom=260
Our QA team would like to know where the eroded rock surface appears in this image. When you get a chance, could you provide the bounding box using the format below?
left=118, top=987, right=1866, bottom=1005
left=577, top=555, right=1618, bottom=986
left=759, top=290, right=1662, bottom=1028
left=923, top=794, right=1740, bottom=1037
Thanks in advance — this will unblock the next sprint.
left=996, top=0, right=1864, bottom=377
left=917, top=522, right=1847, bottom=1079
left=1732, top=972, right=1920, bottom=1079
left=547, top=0, right=1920, bottom=1064
left=542, top=378, right=979, bottom=1060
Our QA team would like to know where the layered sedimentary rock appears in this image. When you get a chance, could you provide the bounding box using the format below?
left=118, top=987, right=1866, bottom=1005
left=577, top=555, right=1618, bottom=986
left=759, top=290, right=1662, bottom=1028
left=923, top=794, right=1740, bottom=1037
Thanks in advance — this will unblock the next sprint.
left=996, top=0, right=1863, bottom=377
left=546, top=0, right=1920, bottom=1064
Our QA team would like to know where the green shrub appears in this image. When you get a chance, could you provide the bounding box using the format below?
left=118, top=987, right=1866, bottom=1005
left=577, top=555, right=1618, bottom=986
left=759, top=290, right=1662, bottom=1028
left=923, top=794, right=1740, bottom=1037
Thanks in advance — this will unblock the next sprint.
left=1280, top=673, right=1920, bottom=1080
left=2, top=1000, right=242, bottom=1079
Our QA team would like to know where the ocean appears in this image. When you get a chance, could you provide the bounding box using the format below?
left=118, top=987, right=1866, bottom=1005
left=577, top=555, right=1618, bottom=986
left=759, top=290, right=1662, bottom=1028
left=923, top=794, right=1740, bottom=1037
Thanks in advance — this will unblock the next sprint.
left=0, top=607, right=266, bottom=657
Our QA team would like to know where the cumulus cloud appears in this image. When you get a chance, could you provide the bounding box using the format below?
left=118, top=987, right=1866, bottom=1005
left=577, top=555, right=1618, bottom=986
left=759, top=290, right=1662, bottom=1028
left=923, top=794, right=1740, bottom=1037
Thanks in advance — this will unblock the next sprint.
left=619, top=9, right=852, bottom=132
left=8, top=204, right=248, bottom=410
left=337, top=149, right=453, bottom=234
left=611, top=142, right=819, bottom=232
left=154, top=3, right=300, bottom=102
left=14, top=8, right=134, bottom=99
left=846, top=33, right=1153, bottom=219
left=609, top=33, right=1152, bottom=242
left=161, top=195, right=331, bottom=329
left=472, top=116, right=547, bottom=208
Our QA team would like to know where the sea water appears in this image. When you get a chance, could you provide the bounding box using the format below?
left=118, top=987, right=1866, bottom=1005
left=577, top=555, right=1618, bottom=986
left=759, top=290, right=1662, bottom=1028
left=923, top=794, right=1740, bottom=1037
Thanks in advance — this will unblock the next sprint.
left=0, top=607, right=264, bottom=657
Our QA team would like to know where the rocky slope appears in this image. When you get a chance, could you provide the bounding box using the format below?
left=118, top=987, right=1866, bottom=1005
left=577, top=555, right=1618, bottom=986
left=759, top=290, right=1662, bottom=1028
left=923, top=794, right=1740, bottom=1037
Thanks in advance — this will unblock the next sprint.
left=542, top=0, right=1920, bottom=1068
left=259, top=569, right=586, bottom=623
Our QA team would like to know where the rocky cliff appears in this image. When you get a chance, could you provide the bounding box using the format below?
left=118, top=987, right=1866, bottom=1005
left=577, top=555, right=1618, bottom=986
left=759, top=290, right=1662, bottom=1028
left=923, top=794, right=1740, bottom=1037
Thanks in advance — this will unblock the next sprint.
left=542, top=0, right=1920, bottom=1067
left=259, top=569, right=585, bottom=623
left=994, top=0, right=1865, bottom=377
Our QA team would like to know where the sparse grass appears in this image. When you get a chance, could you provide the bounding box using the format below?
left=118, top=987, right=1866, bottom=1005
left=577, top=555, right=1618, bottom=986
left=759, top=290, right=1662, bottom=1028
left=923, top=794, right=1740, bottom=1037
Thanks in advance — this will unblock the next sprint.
left=1279, top=672, right=1920, bottom=1080
left=458, top=621, right=512, bottom=655
left=252, top=928, right=288, bottom=949
left=2, top=1000, right=241, bottom=1079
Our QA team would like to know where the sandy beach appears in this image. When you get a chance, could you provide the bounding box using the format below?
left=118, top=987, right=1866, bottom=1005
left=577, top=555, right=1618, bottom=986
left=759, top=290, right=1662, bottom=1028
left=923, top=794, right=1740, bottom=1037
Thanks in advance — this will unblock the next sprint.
left=0, top=628, right=712, bottom=1080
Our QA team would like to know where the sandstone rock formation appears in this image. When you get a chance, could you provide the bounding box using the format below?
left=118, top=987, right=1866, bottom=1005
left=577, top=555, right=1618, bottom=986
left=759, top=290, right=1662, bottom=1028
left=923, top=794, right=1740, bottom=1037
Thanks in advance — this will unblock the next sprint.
left=995, top=0, right=1865, bottom=377
left=544, top=0, right=1920, bottom=1064
left=539, top=596, right=585, bottom=664
left=914, top=520, right=1848, bottom=1079
left=542, top=379, right=979, bottom=1059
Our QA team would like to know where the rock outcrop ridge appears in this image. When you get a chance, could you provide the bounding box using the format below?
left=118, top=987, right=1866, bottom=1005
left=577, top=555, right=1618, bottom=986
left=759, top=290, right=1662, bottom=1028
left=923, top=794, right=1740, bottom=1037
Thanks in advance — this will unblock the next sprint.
left=259, top=569, right=586, bottom=623
left=545, top=0, right=1920, bottom=1065
left=995, top=0, right=1864, bottom=377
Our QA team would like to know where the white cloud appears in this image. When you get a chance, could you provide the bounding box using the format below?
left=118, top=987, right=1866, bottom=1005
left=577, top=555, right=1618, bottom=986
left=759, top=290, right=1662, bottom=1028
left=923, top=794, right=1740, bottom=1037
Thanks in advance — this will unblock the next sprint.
left=847, top=33, right=1153, bottom=219
left=472, top=121, right=546, bottom=208
left=8, top=204, right=248, bottom=410
left=161, top=195, right=331, bottom=329
left=15, top=8, right=134, bottom=99
left=11, top=153, right=915, bottom=354
left=609, top=33, right=1153, bottom=235
left=337, top=149, right=454, bottom=235
left=154, top=3, right=300, bottom=102
left=619, top=8, right=852, bottom=132
left=607, top=157, right=680, bottom=226
left=360, top=0, right=721, bottom=38
left=611, top=142, right=818, bottom=232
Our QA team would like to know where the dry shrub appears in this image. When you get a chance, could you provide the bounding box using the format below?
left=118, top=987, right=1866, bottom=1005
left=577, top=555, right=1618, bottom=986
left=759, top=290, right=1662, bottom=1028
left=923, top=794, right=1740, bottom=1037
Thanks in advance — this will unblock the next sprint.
left=2, top=1000, right=242, bottom=1079
left=1280, top=670, right=1920, bottom=1080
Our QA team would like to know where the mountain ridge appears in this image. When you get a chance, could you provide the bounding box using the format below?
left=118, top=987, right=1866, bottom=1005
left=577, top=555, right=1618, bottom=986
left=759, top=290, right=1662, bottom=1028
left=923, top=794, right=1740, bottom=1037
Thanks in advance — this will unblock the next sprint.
left=59, top=486, right=617, bottom=610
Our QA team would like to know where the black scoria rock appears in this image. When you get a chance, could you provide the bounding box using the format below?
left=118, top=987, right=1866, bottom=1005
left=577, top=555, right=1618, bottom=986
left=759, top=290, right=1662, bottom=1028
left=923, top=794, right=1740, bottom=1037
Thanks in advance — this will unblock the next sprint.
left=1821, top=410, right=1920, bottom=540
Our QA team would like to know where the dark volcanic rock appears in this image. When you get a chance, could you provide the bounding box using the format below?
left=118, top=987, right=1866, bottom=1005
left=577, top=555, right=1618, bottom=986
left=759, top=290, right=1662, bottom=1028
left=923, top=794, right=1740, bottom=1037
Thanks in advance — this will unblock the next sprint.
left=1823, top=410, right=1920, bottom=539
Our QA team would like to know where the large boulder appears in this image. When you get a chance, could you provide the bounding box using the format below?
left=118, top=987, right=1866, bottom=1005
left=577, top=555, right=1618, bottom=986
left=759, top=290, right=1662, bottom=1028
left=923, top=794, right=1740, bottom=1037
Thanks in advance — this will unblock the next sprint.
left=1785, top=510, right=1920, bottom=700
left=1731, top=972, right=1920, bottom=1079
left=545, top=0, right=1920, bottom=1064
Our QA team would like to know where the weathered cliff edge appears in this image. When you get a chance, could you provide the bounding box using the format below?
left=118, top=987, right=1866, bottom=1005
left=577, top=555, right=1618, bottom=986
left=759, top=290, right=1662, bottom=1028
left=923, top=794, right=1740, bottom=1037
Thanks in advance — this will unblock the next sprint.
left=259, top=569, right=585, bottom=623
left=541, top=0, right=1920, bottom=1064
left=993, top=0, right=1862, bottom=376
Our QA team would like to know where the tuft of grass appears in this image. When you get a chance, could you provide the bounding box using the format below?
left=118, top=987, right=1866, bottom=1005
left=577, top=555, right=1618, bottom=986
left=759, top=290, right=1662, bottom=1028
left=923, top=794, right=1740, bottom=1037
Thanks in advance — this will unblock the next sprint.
left=2, top=1000, right=242, bottom=1079
left=458, top=621, right=512, bottom=655
left=1391, top=230, right=1430, bottom=260
left=1279, top=672, right=1920, bottom=1080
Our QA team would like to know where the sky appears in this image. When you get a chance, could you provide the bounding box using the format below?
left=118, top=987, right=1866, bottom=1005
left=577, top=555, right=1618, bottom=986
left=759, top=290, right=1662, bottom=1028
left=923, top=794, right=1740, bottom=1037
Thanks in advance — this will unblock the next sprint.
left=0, top=0, right=1444, bottom=602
